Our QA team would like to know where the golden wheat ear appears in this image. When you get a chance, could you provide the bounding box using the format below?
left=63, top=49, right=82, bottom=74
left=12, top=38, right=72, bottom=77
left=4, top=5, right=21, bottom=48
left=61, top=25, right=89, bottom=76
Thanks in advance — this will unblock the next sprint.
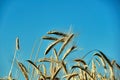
left=47, top=30, right=68, bottom=37
left=17, top=61, right=28, bottom=80
left=94, top=50, right=115, bottom=80
left=8, top=37, right=20, bottom=77
left=74, top=59, right=88, bottom=69
left=42, top=36, right=59, bottom=41
left=26, top=60, right=45, bottom=79
left=71, top=65, right=93, bottom=79
left=62, top=45, right=76, bottom=60
left=58, top=33, right=74, bottom=56
left=16, top=37, right=20, bottom=50
left=44, top=37, right=64, bottom=55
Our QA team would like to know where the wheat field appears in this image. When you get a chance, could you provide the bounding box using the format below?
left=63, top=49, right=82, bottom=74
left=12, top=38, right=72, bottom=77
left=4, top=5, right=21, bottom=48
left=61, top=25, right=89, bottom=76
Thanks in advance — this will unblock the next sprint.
left=0, top=30, right=120, bottom=80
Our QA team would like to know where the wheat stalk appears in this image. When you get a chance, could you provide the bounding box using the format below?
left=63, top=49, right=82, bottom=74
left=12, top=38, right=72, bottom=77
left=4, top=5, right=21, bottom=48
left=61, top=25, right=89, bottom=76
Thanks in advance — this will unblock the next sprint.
left=8, top=37, right=19, bottom=77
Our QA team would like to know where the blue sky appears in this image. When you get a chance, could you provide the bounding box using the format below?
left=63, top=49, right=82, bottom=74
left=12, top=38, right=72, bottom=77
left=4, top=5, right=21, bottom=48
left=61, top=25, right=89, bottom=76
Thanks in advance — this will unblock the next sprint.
left=0, top=0, right=120, bottom=77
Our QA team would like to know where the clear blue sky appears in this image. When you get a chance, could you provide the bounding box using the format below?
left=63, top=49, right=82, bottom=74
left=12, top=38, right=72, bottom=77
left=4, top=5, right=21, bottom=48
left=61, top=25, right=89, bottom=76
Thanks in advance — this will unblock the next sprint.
left=0, top=0, right=120, bottom=77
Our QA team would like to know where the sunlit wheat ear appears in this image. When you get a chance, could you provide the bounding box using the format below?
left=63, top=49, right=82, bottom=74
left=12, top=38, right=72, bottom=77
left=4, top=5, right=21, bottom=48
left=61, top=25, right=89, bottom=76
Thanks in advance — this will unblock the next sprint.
left=16, top=37, right=20, bottom=50
left=17, top=62, right=28, bottom=80
left=8, top=37, right=19, bottom=77
left=58, top=33, right=74, bottom=56
left=95, top=50, right=115, bottom=80
left=71, top=65, right=93, bottom=79
left=62, top=45, right=76, bottom=60
left=42, top=36, right=59, bottom=41
left=38, top=57, right=60, bottom=63
left=47, top=30, right=68, bottom=37
left=44, top=37, right=64, bottom=55
left=26, top=60, right=45, bottom=79
left=97, top=50, right=112, bottom=67
left=93, top=53, right=107, bottom=70
left=74, top=59, right=88, bottom=69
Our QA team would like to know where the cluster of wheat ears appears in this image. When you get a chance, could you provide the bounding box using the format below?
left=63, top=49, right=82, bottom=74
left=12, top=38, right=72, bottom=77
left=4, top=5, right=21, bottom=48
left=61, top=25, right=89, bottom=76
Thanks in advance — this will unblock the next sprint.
left=0, top=30, right=120, bottom=80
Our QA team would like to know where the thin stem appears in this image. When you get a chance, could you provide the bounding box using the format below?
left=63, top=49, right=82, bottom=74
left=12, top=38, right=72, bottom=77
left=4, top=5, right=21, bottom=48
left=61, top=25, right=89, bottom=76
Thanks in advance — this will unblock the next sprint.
left=8, top=49, right=17, bottom=76
left=30, top=39, right=42, bottom=80
left=28, top=39, right=38, bottom=72
left=34, top=39, right=42, bottom=62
